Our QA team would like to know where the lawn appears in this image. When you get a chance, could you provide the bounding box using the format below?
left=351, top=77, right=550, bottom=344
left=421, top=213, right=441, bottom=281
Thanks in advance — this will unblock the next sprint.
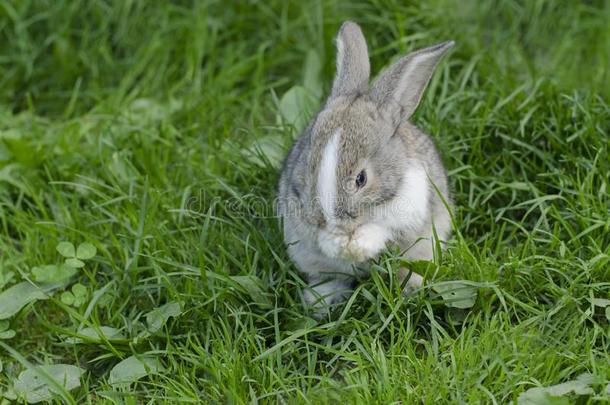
left=1, top=0, right=609, bottom=403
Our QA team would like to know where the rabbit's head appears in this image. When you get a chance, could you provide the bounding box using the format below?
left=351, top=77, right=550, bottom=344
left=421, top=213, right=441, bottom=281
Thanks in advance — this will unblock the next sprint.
left=304, top=22, right=453, bottom=238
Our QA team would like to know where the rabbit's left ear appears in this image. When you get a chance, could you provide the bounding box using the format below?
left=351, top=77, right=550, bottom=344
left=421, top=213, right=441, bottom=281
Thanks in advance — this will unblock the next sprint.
left=330, top=22, right=370, bottom=98
left=370, top=41, right=454, bottom=122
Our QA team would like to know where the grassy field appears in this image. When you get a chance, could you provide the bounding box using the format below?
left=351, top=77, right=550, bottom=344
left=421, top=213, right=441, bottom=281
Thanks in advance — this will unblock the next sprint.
left=1, top=0, right=609, bottom=403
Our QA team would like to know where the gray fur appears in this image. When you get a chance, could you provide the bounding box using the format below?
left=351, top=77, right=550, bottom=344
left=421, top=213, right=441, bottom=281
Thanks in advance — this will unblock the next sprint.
left=370, top=41, right=455, bottom=123
left=278, top=22, right=454, bottom=317
left=330, top=22, right=370, bottom=98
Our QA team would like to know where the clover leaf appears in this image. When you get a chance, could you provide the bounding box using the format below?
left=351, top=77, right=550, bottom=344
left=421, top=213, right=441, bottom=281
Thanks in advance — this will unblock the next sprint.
left=64, top=258, right=85, bottom=268
left=60, top=283, right=88, bottom=307
left=76, top=243, right=96, bottom=260
left=56, top=242, right=76, bottom=258
left=55, top=241, right=97, bottom=269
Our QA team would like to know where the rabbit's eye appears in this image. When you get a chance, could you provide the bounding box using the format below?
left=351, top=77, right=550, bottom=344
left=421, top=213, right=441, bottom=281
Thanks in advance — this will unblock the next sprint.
left=355, top=169, right=367, bottom=189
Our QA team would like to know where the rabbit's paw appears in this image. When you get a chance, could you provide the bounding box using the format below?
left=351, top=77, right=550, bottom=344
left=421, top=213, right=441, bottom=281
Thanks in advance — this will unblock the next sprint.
left=318, top=229, right=349, bottom=259
left=344, top=223, right=390, bottom=262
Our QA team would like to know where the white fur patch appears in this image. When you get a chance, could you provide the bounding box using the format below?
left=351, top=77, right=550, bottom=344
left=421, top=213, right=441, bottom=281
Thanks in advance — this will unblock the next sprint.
left=344, top=222, right=391, bottom=262
left=376, top=162, right=430, bottom=231
left=317, top=129, right=341, bottom=225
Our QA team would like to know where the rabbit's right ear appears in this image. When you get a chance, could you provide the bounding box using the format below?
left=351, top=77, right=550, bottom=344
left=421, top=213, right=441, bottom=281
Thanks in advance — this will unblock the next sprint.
left=330, top=22, right=370, bottom=98
left=369, top=41, right=454, bottom=123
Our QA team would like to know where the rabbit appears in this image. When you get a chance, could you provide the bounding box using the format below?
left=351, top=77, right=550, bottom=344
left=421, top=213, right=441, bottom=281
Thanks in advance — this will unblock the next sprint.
left=277, top=21, right=454, bottom=317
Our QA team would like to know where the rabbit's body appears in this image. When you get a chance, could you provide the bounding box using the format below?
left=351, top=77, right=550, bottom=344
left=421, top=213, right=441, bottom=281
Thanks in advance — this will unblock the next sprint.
left=278, top=22, right=453, bottom=314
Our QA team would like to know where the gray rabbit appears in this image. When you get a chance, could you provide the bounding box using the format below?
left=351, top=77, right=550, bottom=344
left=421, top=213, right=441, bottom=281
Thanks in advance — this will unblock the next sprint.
left=278, top=21, right=454, bottom=316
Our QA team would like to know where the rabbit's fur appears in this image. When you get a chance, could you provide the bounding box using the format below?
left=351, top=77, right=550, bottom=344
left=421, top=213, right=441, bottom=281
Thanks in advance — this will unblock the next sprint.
left=278, top=22, right=454, bottom=316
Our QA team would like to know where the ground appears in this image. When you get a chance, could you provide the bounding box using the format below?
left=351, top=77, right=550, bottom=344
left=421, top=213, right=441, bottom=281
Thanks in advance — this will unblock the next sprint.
left=0, top=1, right=609, bottom=403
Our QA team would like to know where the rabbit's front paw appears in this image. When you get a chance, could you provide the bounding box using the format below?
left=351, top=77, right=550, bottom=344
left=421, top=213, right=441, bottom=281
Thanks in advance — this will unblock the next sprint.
left=344, top=223, right=390, bottom=262
left=318, top=229, right=349, bottom=259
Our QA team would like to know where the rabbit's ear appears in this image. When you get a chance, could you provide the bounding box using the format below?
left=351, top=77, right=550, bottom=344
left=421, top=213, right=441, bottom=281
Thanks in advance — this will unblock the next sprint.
left=370, top=41, right=454, bottom=122
left=330, top=22, right=370, bottom=98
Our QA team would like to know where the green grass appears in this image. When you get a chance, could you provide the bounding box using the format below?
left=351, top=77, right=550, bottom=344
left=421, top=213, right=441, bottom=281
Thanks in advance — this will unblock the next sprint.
left=1, top=0, right=609, bottom=403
